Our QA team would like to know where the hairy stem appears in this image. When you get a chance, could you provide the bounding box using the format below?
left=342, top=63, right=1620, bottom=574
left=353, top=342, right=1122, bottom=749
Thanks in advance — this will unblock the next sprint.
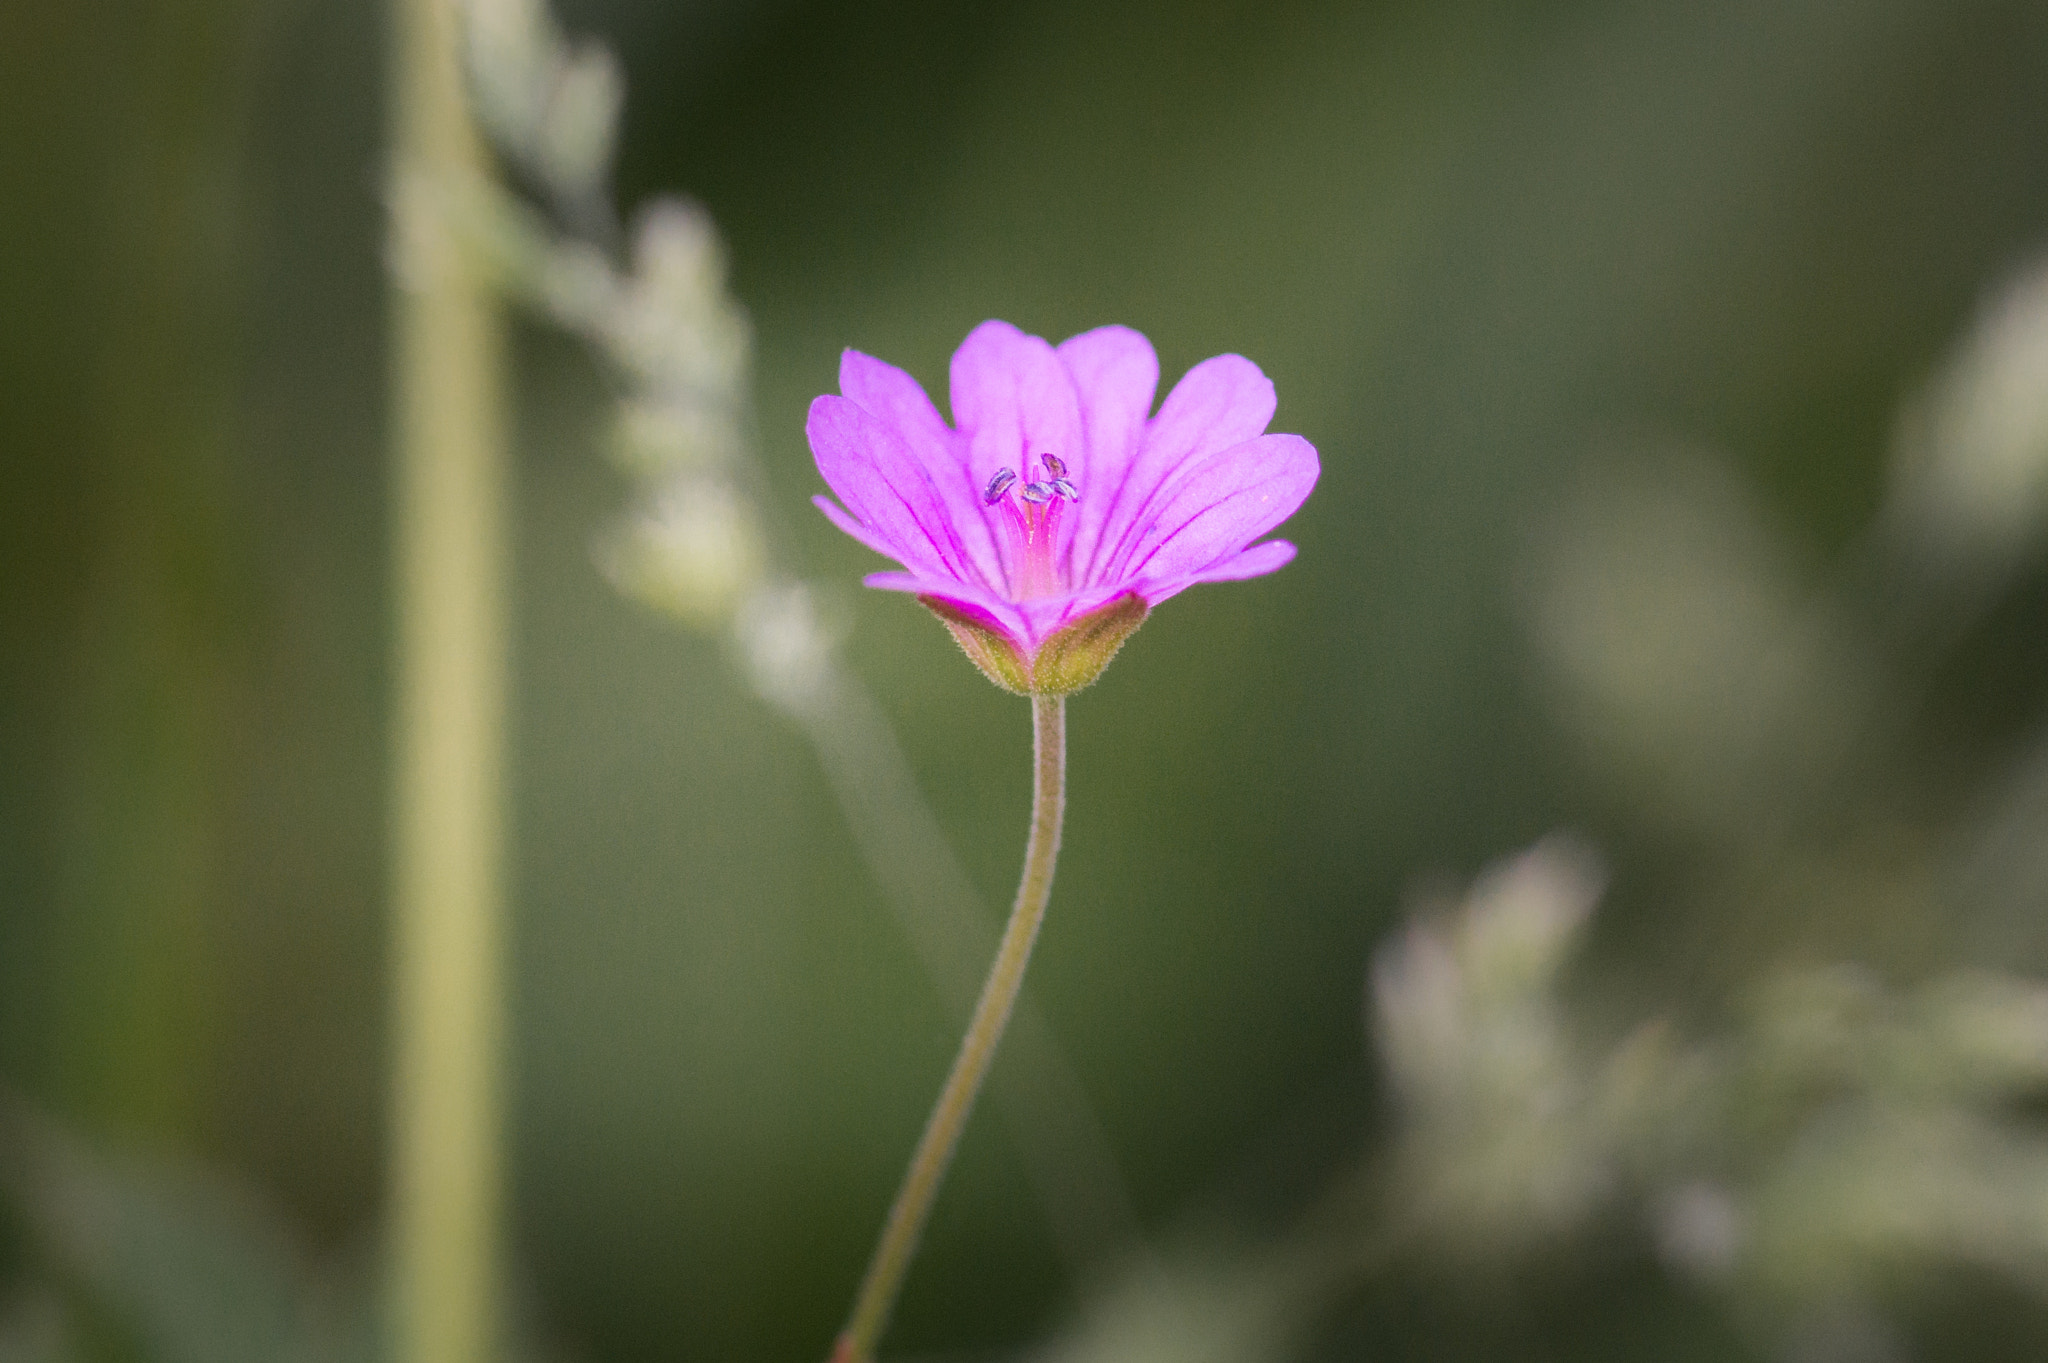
left=835, top=695, right=1067, bottom=1363
left=782, top=663, right=1140, bottom=1270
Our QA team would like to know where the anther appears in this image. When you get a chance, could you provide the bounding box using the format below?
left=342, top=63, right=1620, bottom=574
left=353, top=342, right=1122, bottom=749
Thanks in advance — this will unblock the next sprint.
left=1019, top=481, right=1054, bottom=504
left=983, top=468, right=1017, bottom=504
left=1040, top=453, right=1069, bottom=480
left=1048, top=479, right=1079, bottom=501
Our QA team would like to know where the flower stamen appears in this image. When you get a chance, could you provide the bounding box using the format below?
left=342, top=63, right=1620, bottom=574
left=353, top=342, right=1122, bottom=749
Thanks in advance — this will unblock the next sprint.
left=984, top=454, right=1083, bottom=599
left=1038, top=454, right=1078, bottom=502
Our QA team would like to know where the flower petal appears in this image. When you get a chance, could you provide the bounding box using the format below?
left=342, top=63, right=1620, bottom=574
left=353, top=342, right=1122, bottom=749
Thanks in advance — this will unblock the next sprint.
left=862, top=571, right=1031, bottom=649
left=1187, top=537, right=1299, bottom=582
left=867, top=570, right=1138, bottom=651
left=1057, top=325, right=1159, bottom=583
left=1133, top=539, right=1298, bottom=606
left=839, top=349, right=1001, bottom=581
left=840, top=350, right=958, bottom=473
left=1113, top=433, right=1319, bottom=588
left=806, top=395, right=994, bottom=591
left=812, top=494, right=929, bottom=569
left=949, top=320, right=1086, bottom=590
left=1083, top=353, right=1276, bottom=585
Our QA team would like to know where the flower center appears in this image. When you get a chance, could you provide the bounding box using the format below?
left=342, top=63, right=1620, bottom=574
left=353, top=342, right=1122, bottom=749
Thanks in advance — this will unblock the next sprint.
left=984, top=453, right=1079, bottom=600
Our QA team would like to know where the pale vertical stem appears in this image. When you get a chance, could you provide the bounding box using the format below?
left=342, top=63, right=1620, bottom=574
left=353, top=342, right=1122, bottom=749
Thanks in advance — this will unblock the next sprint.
left=834, top=696, right=1067, bottom=1363
left=388, top=1, right=509, bottom=1362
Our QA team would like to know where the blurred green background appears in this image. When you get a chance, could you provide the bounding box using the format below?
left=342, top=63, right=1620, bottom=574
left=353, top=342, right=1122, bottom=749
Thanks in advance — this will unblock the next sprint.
left=6, top=0, right=2048, bottom=1359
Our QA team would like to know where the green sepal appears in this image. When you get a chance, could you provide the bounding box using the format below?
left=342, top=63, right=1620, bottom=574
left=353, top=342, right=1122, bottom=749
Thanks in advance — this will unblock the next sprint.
left=917, top=591, right=1149, bottom=697
left=1029, top=592, right=1148, bottom=695
left=919, top=596, right=1032, bottom=694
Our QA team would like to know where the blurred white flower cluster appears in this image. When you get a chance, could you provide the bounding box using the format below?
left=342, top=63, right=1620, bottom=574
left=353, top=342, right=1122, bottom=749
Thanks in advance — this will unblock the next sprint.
left=448, top=0, right=831, bottom=699
left=1372, top=839, right=1615, bottom=1253
left=1374, top=843, right=2048, bottom=1344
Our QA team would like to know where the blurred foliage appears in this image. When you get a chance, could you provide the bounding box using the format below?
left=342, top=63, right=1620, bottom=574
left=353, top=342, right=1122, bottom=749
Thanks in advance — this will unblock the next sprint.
left=5, top=0, right=2048, bottom=1361
left=0, top=0, right=259, bottom=1152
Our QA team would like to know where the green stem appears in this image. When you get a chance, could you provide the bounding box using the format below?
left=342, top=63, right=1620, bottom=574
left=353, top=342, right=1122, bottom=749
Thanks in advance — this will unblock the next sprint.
left=389, top=0, right=509, bottom=1361
left=834, top=695, right=1068, bottom=1363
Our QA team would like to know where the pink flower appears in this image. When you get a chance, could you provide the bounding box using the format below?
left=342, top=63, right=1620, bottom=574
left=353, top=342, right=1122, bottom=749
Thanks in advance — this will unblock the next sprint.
left=808, top=320, right=1319, bottom=693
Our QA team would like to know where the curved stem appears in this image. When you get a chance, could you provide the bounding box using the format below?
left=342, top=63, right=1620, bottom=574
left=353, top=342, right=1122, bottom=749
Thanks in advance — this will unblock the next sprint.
left=834, top=695, right=1067, bottom=1363
left=788, top=667, right=1142, bottom=1269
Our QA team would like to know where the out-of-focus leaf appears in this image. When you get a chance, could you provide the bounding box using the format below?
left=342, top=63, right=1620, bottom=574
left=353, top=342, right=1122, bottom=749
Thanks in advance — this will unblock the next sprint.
left=0, top=1099, right=335, bottom=1363
left=0, top=1098, right=588, bottom=1363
